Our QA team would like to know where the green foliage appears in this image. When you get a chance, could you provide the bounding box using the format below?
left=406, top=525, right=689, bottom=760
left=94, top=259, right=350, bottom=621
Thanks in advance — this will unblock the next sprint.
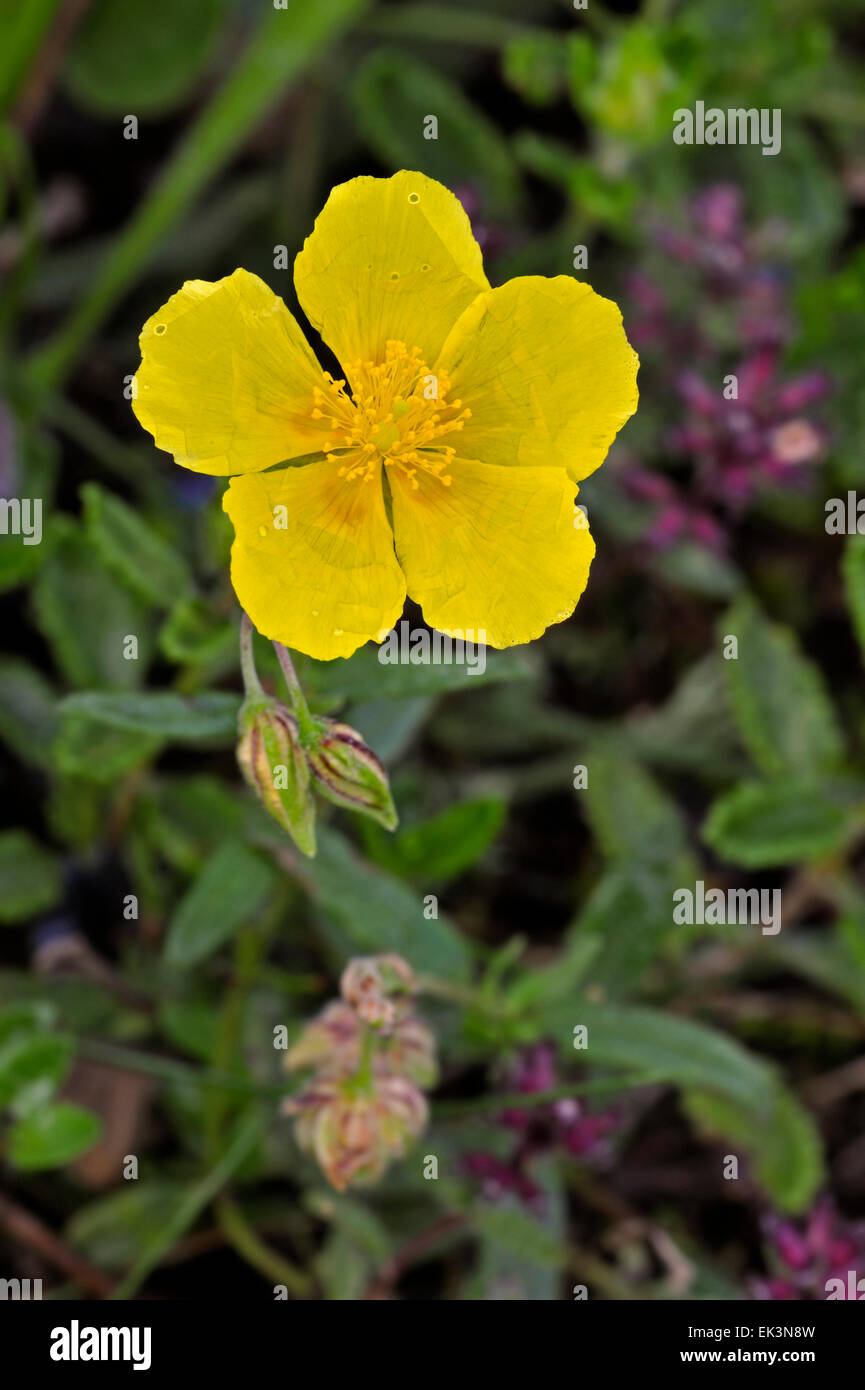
left=81, top=482, right=193, bottom=609
left=158, top=599, right=236, bottom=668
left=359, top=797, right=505, bottom=880
left=556, top=1003, right=823, bottom=1210
left=472, top=1201, right=563, bottom=1269
left=54, top=710, right=163, bottom=782
left=351, top=50, right=520, bottom=215
left=567, top=866, right=676, bottom=999
left=60, top=690, right=241, bottom=742
left=0, top=658, right=58, bottom=767
left=582, top=747, right=691, bottom=871
left=684, top=1088, right=823, bottom=1214
left=720, top=595, right=845, bottom=778
left=31, top=521, right=155, bottom=689
left=2, top=0, right=863, bottom=1302
left=164, top=842, right=279, bottom=968
left=67, top=1182, right=188, bottom=1270
left=295, top=641, right=530, bottom=704
left=842, top=534, right=865, bottom=661
left=572, top=23, right=694, bottom=146
left=0, top=830, right=63, bottom=924
left=704, top=778, right=861, bottom=867
left=0, top=1031, right=73, bottom=1111
left=8, top=1102, right=102, bottom=1170
left=63, top=0, right=227, bottom=116
left=303, top=828, right=472, bottom=980
left=0, top=1005, right=101, bottom=1171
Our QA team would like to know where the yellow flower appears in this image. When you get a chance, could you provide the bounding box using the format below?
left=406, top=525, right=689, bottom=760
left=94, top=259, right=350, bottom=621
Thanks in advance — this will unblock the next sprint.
left=132, top=171, right=638, bottom=661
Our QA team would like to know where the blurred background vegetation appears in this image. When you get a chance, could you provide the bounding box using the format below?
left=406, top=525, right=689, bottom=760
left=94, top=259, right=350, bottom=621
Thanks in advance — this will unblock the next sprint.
left=1, top=0, right=865, bottom=1300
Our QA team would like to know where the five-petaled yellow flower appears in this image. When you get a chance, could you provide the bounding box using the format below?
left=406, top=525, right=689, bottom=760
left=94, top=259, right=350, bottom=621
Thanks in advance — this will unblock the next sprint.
left=133, top=172, right=638, bottom=661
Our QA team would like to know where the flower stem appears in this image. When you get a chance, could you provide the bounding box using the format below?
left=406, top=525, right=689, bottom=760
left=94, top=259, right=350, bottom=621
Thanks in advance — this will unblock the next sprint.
left=215, top=1194, right=310, bottom=1296
left=341, top=1023, right=378, bottom=1099
left=273, top=641, right=317, bottom=743
left=239, top=612, right=264, bottom=697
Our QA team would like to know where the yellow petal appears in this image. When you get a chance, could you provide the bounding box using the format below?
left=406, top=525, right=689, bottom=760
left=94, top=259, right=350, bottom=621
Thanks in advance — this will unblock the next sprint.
left=389, top=458, right=595, bottom=648
left=437, top=276, right=639, bottom=483
left=294, top=171, right=489, bottom=374
left=223, top=459, right=406, bottom=661
left=134, top=269, right=330, bottom=476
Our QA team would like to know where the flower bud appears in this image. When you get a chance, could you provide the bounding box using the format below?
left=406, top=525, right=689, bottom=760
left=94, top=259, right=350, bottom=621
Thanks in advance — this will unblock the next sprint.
left=378, top=1015, right=438, bottom=1088
left=306, top=720, right=398, bottom=831
left=284, top=1074, right=428, bottom=1191
left=303, top=722, right=397, bottom=828
left=284, top=1001, right=360, bottom=1076
left=237, top=697, right=316, bottom=856
left=340, top=953, right=417, bottom=1027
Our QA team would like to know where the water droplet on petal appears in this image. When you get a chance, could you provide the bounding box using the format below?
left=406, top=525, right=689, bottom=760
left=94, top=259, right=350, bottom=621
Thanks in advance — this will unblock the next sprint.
left=154, top=324, right=167, bottom=335
left=408, top=192, right=420, bottom=204
left=389, top=271, right=399, bottom=281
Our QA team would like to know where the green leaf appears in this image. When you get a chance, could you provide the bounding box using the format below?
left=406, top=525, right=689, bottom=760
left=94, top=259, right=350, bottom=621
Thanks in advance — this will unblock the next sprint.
left=46, top=775, right=107, bottom=850
left=31, top=520, right=154, bottom=689
left=504, top=935, right=600, bottom=1014
left=0, top=1032, right=73, bottom=1111
left=582, top=747, right=689, bottom=869
left=158, top=1001, right=220, bottom=1062
left=305, top=1190, right=391, bottom=1259
left=559, top=1002, right=774, bottom=1111
left=625, top=654, right=750, bottom=780
left=576, top=22, right=695, bottom=145
left=63, top=0, right=227, bottom=116
left=472, top=1202, right=563, bottom=1269
left=650, top=540, right=742, bottom=600
left=360, top=797, right=506, bottom=880
left=0, top=533, right=46, bottom=592
left=315, top=1231, right=369, bottom=1300
left=66, top=1181, right=187, bottom=1269
left=0, top=1001, right=56, bottom=1047
left=684, top=1087, right=823, bottom=1214
left=0, top=658, right=59, bottom=768
left=301, top=828, right=472, bottom=981
left=350, top=50, right=520, bottom=215
left=0, top=0, right=64, bottom=113
left=721, top=595, right=844, bottom=778
left=81, top=482, right=193, bottom=608
left=164, top=842, right=278, bottom=968
left=502, top=33, right=566, bottom=105
left=7, top=1101, right=102, bottom=1170
left=703, top=779, right=859, bottom=867
left=842, top=534, right=865, bottom=662
left=0, top=831, right=63, bottom=924
left=54, top=710, right=163, bottom=782
left=565, top=866, right=677, bottom=999
left=295, top=641, right=530, bottom=704
left=347, top=696, right=433, bottom=763
left=158, top=598, right=236, bottom=666
left=146, top=775, right=246, bottom=870
left=60, top=690, right=241, bottom=742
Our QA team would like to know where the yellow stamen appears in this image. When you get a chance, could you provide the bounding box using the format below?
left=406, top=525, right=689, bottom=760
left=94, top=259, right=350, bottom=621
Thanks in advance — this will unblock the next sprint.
left=309, top=340, right=471, bottom=486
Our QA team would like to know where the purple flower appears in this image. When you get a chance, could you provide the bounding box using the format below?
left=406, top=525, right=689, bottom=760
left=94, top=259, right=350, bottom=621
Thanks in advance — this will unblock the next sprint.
left=621, top=183, right=831, bottom=553
left=753, top=1198, right=865, bottom=1300
left=463, top=1042, right=619, bottom=1209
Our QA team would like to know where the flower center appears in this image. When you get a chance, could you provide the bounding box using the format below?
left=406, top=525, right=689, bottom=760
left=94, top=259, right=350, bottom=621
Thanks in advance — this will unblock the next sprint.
left=310, top=340, right=471, bottom=489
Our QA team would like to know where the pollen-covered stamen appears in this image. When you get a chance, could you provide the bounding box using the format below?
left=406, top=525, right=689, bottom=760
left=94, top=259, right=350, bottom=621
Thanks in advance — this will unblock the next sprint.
left=311, top=341, right=471, bottom=488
